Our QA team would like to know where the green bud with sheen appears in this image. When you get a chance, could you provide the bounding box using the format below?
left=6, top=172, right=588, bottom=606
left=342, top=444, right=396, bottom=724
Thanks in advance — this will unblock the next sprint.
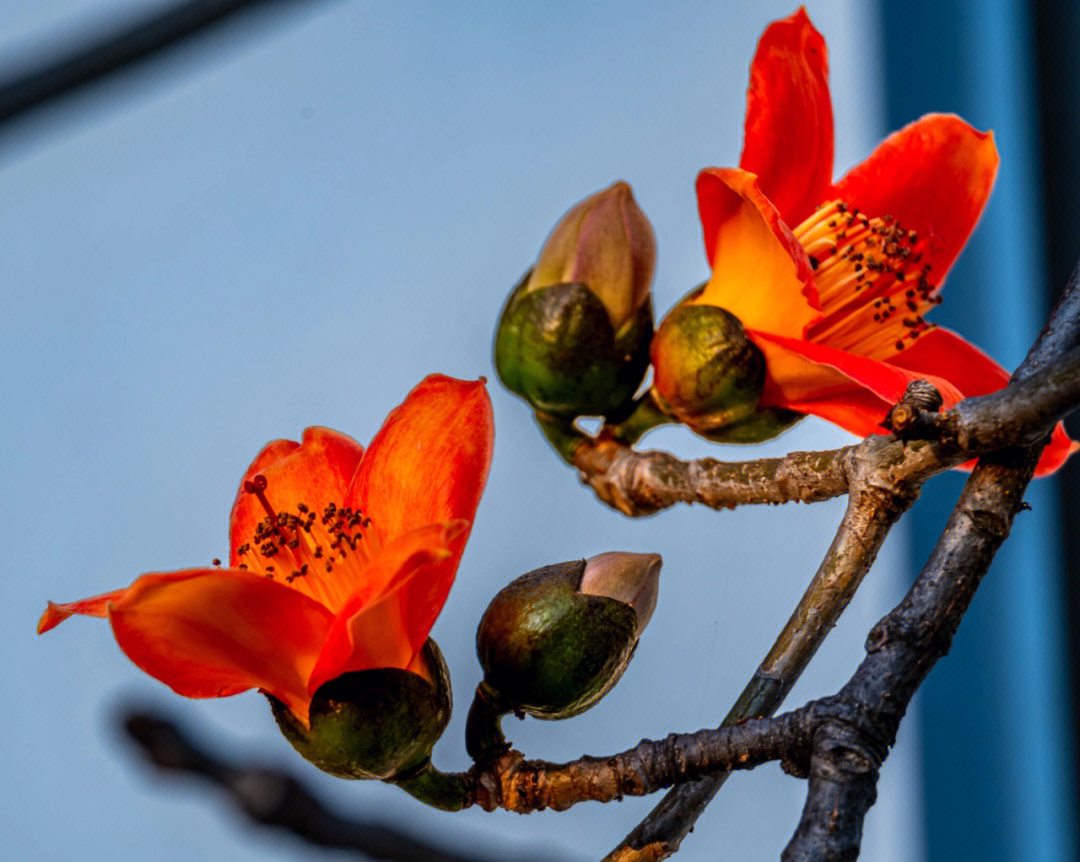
left=269, top=639, right=451, bottom=780
left=650, top=291, right=802, bottom=443
left=475, top=552, right=660, bottom=721
left=494, top=182, right=656, bottom=419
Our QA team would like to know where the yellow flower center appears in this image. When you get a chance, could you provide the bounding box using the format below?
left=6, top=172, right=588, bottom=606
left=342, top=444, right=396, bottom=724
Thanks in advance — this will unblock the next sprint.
left=235, top=474, right=381, bottom=612
left=794, top=200, right=942, bottom=359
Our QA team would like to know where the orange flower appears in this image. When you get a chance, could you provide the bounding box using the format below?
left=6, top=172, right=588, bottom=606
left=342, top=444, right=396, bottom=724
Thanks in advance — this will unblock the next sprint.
left=657, top=9, right=1075, bottom=474
left=38, top=375, right=494, bottom=726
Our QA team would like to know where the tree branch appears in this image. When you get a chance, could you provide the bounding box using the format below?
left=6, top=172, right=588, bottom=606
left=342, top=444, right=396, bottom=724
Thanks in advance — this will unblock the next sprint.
left=605, top=431, right=934, bottom=859
left=781, top=260, right=1080, bottom=860
left=784, top=445, right=1042, bottom=860
left=572, top=440, right=854, bottom=517
left=478, top=710, right=814, bottom=813
left=601, top=271, right=1080, bottom=859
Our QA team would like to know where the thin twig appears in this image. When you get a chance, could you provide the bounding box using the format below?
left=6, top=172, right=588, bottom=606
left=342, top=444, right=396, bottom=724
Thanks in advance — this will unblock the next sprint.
left=480, top=710, right=815, bottom=812
left=574, top=344, right=1080, bottom=521
left=572, top=440, right=853, bottom=517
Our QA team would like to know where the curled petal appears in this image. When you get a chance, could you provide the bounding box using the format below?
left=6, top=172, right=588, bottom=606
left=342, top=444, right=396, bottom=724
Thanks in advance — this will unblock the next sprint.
left=229, top=427, right=364, bottom=567
left=104, top=569, right=333, bottom=725
left=39, top=589, right=130, bottom=633
left=347, top=375, right=493, bottom=546
left=833, top=114, right=999, bottom=282
left=38, top=569, right=209, bottom=634
left=307, top=522, right=464, bottom=693
left=695, top=168, right=819, bottom=337
left=751, top=330, right=965, bottom=437
left=740, top=8, right=834, bottom=225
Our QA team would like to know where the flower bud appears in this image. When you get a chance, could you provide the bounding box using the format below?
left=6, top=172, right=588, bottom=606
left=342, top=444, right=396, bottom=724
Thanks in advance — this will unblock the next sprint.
left=270, top=639, right=451, bottom=780
left=476, top=552, right=661, bottom=720
left=651, top=294, right=801, bottom=443
left=494, top=182, right=656, bottom=419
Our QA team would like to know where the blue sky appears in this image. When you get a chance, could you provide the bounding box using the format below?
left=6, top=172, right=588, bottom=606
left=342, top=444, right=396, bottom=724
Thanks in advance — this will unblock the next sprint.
left=1, top=3, right=930, bottom=860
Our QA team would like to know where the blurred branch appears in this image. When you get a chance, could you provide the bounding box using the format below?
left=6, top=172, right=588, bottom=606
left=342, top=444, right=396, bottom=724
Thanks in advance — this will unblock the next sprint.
left=0, top=0, right=323, bottom=127
left=122, top=709, right=501, bottom=862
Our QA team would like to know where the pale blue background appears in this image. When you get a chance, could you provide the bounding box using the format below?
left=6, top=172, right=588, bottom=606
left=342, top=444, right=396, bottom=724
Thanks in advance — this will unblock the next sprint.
left=2, top=2, right=1066, bottom=860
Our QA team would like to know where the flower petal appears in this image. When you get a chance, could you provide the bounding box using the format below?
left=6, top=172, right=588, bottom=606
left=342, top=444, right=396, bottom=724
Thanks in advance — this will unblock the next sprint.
left=106, top=568, right=333, bottom=726
left=347, top=375, right=493, bottom=544
left=892, top=327, right=1078, bottom=475
left=229, top=427, right=364, bottom=567
left=695, top=168, right=819, bottom=337
left=739, top=8, right=834, bottom=226
left=1036, top=423, right=1080, bottom=476
left=889, top=327, right=1008, bottom=398
left=39, top=589, right=129, bottom=633
left=832, top=114, right=999, bottom=281
left=307, top=522, right=464, bottom=693
left=750, top=330, right=965, bottom=437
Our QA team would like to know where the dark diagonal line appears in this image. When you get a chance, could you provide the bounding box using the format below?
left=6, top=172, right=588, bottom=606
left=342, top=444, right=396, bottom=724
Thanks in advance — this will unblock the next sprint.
left=0, top=0, right=315, bottom=126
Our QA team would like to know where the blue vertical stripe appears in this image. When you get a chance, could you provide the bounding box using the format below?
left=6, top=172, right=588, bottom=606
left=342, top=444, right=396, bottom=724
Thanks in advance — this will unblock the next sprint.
left=880, top=1, right=1077, bottom=860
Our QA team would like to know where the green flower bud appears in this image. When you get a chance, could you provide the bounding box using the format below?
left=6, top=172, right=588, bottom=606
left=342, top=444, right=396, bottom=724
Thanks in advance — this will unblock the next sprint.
left=650, top=293, right=802, bottom=443
left=476, top=552, right=660, bottom=721
left=269, top=639, right=451, bottom=780
left=494, top=182, right=656, bottom=419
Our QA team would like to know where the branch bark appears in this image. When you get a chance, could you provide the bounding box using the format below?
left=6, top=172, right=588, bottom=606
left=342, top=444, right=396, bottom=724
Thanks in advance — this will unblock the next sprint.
left=781, top=260, right=1080, bottom=860
left=601, top=264, right=1080, bottom=860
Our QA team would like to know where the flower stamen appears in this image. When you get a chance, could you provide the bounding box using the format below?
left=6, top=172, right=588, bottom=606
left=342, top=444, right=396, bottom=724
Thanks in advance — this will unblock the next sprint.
left=238, top=476, right=379, bottom=612
left=796, top=200, right=941, bottom=359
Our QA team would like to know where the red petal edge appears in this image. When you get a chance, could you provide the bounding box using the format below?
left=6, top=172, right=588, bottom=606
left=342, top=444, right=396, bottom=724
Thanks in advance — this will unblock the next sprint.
left=740, top=8, right=834, bottom=226
left=833, top=114, right=998, bottom=284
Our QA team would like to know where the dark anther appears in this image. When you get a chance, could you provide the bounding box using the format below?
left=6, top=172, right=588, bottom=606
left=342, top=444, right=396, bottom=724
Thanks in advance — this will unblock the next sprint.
left=243, top=474, right=268, bottom=494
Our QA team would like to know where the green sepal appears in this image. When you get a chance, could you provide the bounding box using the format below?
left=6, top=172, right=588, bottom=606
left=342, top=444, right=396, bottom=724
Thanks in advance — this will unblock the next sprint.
left=269, top=639, right=452, bottom=780
left=476, top=559, right=639, bottom=720
left=696, top=404, right=803, bottom=443
left=494, top=272, right=653, bottom=419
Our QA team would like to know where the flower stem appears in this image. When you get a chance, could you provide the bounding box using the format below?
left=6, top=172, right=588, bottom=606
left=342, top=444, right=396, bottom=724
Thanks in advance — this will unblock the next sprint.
left=533, top=411, right=586, bottom=465
left=607, top=390, right=675, bottom=445
left=391, top=763, right=471, bottom=811
left=464, top=683, right=510, bottom=761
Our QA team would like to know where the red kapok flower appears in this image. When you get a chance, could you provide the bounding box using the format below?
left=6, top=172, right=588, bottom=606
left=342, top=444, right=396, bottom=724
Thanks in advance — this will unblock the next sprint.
left=655, top=8, right=1075, bottom=474
left=38, top=375, right=494, bottom=726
